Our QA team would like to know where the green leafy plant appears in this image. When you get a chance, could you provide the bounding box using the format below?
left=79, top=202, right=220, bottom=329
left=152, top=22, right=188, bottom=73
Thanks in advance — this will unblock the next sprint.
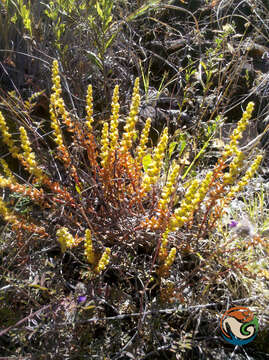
left=43, top=0, right=79, bottom=56
left=2, top=0, right=33, bottom=37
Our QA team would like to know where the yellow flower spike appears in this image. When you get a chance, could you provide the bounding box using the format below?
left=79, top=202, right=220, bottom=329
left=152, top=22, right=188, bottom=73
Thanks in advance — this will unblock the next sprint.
left=160, top=161, right=179, bottom=205
left=141, top=127, right=168, bottom=193
left=120, top=77, right=140, bottom=152
left=240, top=154, right=262, bottom=182
left=0, top=111, right=19, bottom=158
left=168, top=179, right=199, bottom=232
left=84, top=229, right=96, bottom=264
left=158, top=229, right=170, bottom=262
left=56, top=227, right=76, bottom=253
left=110, top=85, right=120, bottom=152
left=0, top=198, right=10, bottom=219
left=184, top=179, right=199, bottom=202
left=226, top=154, right=262, bottom=202
left=19, top=127, right=44, bottom=180
left=164, top=247, right=177, bottom=269
left=223, top=151, right=245, bottom=185
left=193, top=171, right=213, bottom=205
left=51, top=62, right=61, bottom=101
left=0, top=175, right=10, bottom=188
left=0, top=198, right=20, bottom=225
left=100, top=122, right=110, bottom=168
left=222, top=106, right=253, bottom=160
left=57, top=98, right=73, bottom=130
left=86, top=84, right=94, bottom=133
left=96, top=248, right=111, bottom=273
left=50, top=102, right=64, bottom=149
left=135, top=118, right=151, bottom=163
left=224, top=102, right=254, bottom=157
left=0, top=159, right=15, bottom=183
left=50, top=59, right=74, bottom=133
left=52, top=59, right=59, bottom=77
left=50, top=72, right=80, bottom=183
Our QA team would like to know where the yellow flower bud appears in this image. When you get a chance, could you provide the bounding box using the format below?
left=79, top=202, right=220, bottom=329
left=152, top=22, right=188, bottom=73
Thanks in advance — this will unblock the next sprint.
left=96, top=248, right=111, bottom=273
left=56, top=227, right=76, bottom=253
left=84, top=229, right=96, bottom=264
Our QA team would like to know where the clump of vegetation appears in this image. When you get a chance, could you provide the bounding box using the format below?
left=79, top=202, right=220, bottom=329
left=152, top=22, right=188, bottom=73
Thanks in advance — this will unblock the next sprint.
left=1, top=0, right=269, bottom=358
left=0, top=60, right=263, bottom=267
left=0, top=60, right=268, bottom=358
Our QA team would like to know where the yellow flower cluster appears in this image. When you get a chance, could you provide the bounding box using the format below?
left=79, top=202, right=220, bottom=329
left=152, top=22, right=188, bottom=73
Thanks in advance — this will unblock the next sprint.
left=109, top=85, right=120, bottom=152
left=142, top=127, right=168, bottom=193
left=27, top=90, right=45, bottom=106
left=97, top=85, right=121, bottom=171
left=158, top=229, right=169, bottom=262
left=49, top=60, right=80, bottom=186
left=0, top=198, right=18, bottom=224
left=96, top=248, right=111, bottom=273
left=145, top=160, right=180, bottom=229
left=0, top=159, right=15, bottom=183
left=50, top=60, right=72, bottom=161
left=84, top=85, right=98, bottom=172
left=19, top=127, right=44, bottom=180
left=223, top=102, right=254, bottom=158
left=164, top=247, right=177, bottom=269
left=56, top=227, right=76, bottom=253
left=226, top=154, right=262, bottom=200
left=158, top=160, right=180, bottom=211
left=84, top=229, right=96, bottom=264
left=168, top=179, right=199, bottom=231
left=85, top=84, right=94, bottom=133
left=51, top=59, right=61, bottom=96
left=158, top=247, right=177, bottom=277
left=51, top=60, right=73, bottom=132
left=50, top=61, right=65, bottom=148
left=120, top=78, right=140, bottom=152
left=192, top=171, right=213, bottom=206
left=84, top=229, right=111, bottom=273
left=0, top=111, right=19, bottom=158
left=100, top=122, right=110, bottom=168
left=221, top=103, right=256, bottom=185
left=223, top=151, right=245, bottom=184
left=135, top=117, right=151, bottom=164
